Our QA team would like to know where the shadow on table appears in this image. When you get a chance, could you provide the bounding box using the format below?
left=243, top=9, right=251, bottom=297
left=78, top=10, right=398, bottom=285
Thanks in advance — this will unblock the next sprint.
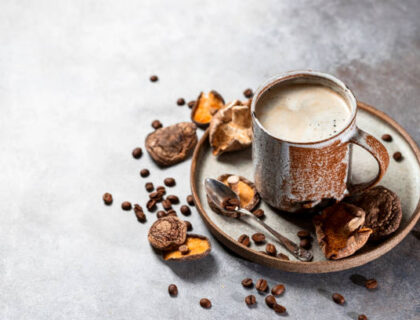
left=164, top=254, right=219, bottom=283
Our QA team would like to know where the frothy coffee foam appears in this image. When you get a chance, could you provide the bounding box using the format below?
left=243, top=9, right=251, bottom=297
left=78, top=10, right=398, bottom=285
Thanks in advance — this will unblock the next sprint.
left=256, top=83, right=351, bottom=143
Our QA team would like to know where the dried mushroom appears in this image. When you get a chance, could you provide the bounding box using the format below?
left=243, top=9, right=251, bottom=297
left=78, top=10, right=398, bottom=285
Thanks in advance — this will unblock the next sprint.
left=145, top=122, right=198, bottom=167
left=345, top=186, right=402, bottom=241
left=148, top=216, right=187, bottom=251
left=209, top=100, right=252, bottom=156
left=163, top=234, right=211, bottom=261
left=191, top=91, right=225, bottom=128
left=313, top=202, right=372, bottom=260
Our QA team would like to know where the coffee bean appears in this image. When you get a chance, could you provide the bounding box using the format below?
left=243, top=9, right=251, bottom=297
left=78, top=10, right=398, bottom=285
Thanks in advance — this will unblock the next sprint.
left=238, top=234, right=250, bottom=247
left=243, top=88, right=253, bottom=98
left=265, top=295, right=276, bottom=308
left=179, top=244, right=189, bottom=255
left=299, top=238, right=311, bottom=249
left=358, top=315, right=368, bottom=320
left=184, top=220, right=192, bottom=231
left=187, top=100, right=196, bottom=109
left=166, top=195, right=179, bottom=204
left=393, top=151, right=403, bottom=162
left=156, top=186, right=166, bottom=194
left=255, top=279, right=268, bottom=293
left=132, top=147, right=143, bottom=159
left=146, top=199, right=157, bottom=212
left=166, top=209, right=177, bottom=217
left=277, top=253, right=290, bottom=260
left=241, top=278, right=253, bottom=288
left=186, top=195, right=195, bottom=206
left=266, top=243, right=277, bottom=256
left=151, top=120, right=162, bottom=129
left=149, top=191, right=163, bottom=201
left=168, top=284, right=178, bottom=296
left=180, top=205, right=191, bottom=216
left=145, top=182, right=154, bottom=192
left=162, top=199, right=172, bottom=210
left=157, top=210, right=167, bottom=219
left=271, top=284, right=285, bottom=296
left=297, top=230, right=310, bottom=238
left=332, top=293, right=345, bottom=305
left=176, top=98, right=185, bottom=106
left=245, top=294, right=256, bottom=306
left=140, top=168, right=150, bottom=177
left=200, top=298, right=211, bottom=309
left=252, top=233, right=266, bottom=244
left=381, top=134, right=392, bottom=142
left=134, top=204, right=146, bottom=223
left=365, top=279, right=378, bottom=290
left=273, top=304, right=286, bottom=314
left=252, top=208, right=265, bottom=219
left=103, top=193, right=113, bottom=205
left=150, top=75, right=158, bottom=82
left=121, top=201, right=132, bottom=211
left=164, top=177, right=176, bottom=187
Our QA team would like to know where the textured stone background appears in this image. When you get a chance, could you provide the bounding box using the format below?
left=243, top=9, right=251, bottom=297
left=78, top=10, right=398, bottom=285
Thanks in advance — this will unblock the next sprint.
left=0, top=1, right=419, bottom=319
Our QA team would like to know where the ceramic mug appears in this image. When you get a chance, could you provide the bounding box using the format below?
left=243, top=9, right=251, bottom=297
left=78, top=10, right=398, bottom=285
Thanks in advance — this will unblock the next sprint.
left=251, top=71, right=389, bottom=212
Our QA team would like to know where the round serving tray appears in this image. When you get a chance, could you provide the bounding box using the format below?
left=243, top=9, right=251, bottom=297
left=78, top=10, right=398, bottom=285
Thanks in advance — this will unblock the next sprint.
left=190, top=102, right=420, bottom=273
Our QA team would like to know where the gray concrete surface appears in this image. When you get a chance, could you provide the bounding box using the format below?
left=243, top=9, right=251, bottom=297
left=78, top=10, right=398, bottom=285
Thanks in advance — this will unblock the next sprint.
left=0, top=0, right=419, bottom=319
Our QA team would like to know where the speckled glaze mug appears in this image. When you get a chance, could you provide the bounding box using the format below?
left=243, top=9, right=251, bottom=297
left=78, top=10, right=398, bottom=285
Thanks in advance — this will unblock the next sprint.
left=251, top=71, right=389, bottom=212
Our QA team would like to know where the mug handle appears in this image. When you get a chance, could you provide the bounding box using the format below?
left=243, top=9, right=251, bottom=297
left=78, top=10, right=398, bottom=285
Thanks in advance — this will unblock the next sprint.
left=348, top=128, right=390, bottom=194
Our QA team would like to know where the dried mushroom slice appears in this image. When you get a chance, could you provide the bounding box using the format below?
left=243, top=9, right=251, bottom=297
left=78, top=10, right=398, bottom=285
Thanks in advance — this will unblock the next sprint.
left=148, top=216, right=187, bottom=251
left=313, top=202, right=372, bottom=260
left=218, top=174, right=260, bottom=211
left=191, top=90, right=225, bottom=128
left=145, top=122, right=198, bottom=167
left=345, top=186, right=402, bottom=241
left=163, top=234, right=211, bottom=261
left=209, top=100, right=252, bottom=156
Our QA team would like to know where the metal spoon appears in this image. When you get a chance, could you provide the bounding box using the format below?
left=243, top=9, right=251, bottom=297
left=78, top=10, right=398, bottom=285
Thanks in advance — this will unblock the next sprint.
left=204, top=178, right=313, bottom=262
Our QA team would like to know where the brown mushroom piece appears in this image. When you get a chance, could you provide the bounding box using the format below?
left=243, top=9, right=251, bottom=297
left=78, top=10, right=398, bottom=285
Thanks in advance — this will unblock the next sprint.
left=313, top=202, right=372, bottom=260
left=145, top=122, right=198, bottom=167
left=162, top=234, right=211, bottom=261
left=191, top=90, right=225, bottom=128
left=148, top=216, right=187, bottom=251
left=209, top=100, right=252, bottom=156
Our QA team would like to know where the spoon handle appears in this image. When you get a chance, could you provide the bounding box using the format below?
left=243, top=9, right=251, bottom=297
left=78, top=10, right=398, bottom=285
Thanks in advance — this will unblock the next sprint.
left=237, top=208, right=313, bottom=262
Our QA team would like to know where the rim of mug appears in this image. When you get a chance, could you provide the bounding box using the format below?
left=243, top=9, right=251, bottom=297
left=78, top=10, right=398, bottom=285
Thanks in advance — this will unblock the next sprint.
left=250, top=70, right=358, bottom=145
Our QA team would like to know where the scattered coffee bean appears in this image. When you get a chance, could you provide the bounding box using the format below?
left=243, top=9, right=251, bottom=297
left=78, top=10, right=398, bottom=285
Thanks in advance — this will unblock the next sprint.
left=221, top=197, right=240, bottom=211
left=166, top=209, right=177, bottom=217
left=184, top=220, right=192, bottom=231
left=146, top=199, right=157, bottom=212
left=265, top=295, right=276, bottom=308
left=166, top=195, right=179, bottom=204
left=121, top=201, right=132, bottom=211
left=186, top=195, right=195, bottom=206
left=241, top=278, right=253, bottom=288
left=245, top=294, right=256, bottom=306
left=179, top=244, right=189, bottom=255
left=300, top=238, right=311, bottom=249
left=156, top=186, right=166, bottom=194
left=252, top=208, right=265, bottom=219
left=238, top=234, right=250, bottom=247
left=273, top=304, right=286, bottom=314
left=365, top=279, right=378, bottom=290
left=252, top=233, right=266, bottom=244
left=134, top=204, right=146, bottom=222
left=381, top=134, right=392, bottom=142
left=150, top=75, right=158, bottom=82
left=164, top=177, right=176, bottom=186
left=132, top=147, right=143, bottom=159
left=358, top=315, right=368, bottom=320
left=157, top=210, right=167, bottom=219
left=140, top=168, right=150, bottom=177
left=103, top=193, right=113, bottom=205
left=200, top=298, right=211, bottom=309
left=162, top=199, right=172, bottom=210
left=255, top=279, right=268, bottom=293
left=277, top=253, right=290, bottom=260
left=151, top=120, right=162, bottom=129
left=332, top=293, right=345, bottom=305
left=187, top=100, right=195, bottom=109
left=297, top=230, right=310, bottom=238
left=145, top=182, right=154, bottom=192
left=149, top=191, right=163, bottom=201
left=266, top=243, right=277, bottom=256
left=393, top=151, right=403, bottom=162
left=180, top=205, right=191, bottom=216
left=271, top=284, right=285, bottom=296
left=168, top=284, right=178, bottom=296
left=243, top=88, right=253, bottom=98
left=177, top=98, right=185, bottom=106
